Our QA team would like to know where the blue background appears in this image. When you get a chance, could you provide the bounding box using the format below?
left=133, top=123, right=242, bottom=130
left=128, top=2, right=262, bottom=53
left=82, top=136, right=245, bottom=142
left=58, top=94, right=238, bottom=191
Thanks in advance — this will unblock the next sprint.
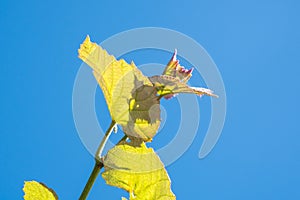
left=1, top=0, right=299, bottom=199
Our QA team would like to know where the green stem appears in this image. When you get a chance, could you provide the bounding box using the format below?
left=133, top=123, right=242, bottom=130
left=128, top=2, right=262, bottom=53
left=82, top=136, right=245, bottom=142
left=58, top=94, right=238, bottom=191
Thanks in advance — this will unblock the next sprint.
left=79, top=120, right=116, bottom=200
left=79, top=161, right=103, bottom=200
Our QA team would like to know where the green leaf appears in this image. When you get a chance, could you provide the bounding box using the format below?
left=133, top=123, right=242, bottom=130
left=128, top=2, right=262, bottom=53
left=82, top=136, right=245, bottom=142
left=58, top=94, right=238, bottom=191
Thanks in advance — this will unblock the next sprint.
left=102, top=141, right=176, bottom=200
left=23, top=181, right=58, bottom=200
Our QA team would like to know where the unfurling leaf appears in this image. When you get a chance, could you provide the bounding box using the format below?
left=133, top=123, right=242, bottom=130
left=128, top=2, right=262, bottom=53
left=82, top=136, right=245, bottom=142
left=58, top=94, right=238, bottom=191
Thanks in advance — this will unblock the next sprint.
left=162, top=49, right=193, bottom=83
left=159, top=49, right=217, bottom=99
left=23, top=181, right=58, bottom=200
left=150, top=75, right=218, bottom=99
left=102, top=141, right=176, bottom=200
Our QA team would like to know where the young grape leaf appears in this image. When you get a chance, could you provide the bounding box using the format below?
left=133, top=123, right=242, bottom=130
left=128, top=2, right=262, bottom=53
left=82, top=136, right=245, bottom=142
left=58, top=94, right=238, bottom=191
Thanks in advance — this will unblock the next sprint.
left=162, top=49, right=193, bottom=83
left=102, top=141, right=176, bottom=200
left=23, top=181, right=58, bottom=200
left=150, top=75, right=218, bottom=99
left=159, top=49, right=217, bottom=99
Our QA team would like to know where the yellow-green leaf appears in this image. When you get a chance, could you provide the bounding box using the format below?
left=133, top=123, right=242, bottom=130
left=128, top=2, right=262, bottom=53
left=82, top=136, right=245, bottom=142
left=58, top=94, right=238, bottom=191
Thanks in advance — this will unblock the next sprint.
left=78, top=36, right=160, bottom=142
left=23, top=181, right=58, bottom=200
left=102, top=141, right=176, bottom=200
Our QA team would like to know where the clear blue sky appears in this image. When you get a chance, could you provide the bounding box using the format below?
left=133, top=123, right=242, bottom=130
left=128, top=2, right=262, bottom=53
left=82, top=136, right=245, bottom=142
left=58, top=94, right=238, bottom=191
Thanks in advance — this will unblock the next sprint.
left=1, top=0, right=300, bottom=199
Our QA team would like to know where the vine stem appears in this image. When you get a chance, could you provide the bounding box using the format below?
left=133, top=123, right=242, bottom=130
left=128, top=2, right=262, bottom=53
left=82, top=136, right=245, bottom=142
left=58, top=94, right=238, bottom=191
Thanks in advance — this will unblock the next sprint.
left=78, top=161, right=103, bottom=200
left=94, top=120, right=117, bottom=161
left=79, top=120, right=116, bottom=200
